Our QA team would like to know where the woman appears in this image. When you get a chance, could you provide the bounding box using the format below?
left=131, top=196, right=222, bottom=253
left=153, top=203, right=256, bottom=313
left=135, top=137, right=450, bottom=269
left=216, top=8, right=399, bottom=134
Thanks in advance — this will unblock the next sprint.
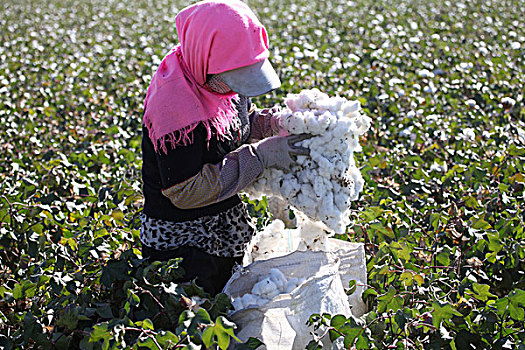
left=140, top=0, right=308, bottom=295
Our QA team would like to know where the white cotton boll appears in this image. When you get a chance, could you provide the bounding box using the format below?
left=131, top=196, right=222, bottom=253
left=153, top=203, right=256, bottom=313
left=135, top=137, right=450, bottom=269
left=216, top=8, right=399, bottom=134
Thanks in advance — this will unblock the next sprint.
left=285, top=95, right=301, bottom=111
left=315, top=94, right=335, bottom=112
left=269, top=268, right=287, bottom=291
left=307, top=136, right=326, bottom=149
left=335, top=192, right=350, bottom=212
left=284, top=278, right=299, bottom=293
left=430, top=162, right=447, bottom=173
left=342, top=100, right=361, bottom=115
left=252, top=278, right=278, bottom=297
left=332, top=122, right=349, bottom=139
left=316, top=155, right=332, bottom=170
left=319, top=192, right=334, bottom=218
left=349, top=168, right=365, bottom=200
left=256, top=298, right=270, bottom=307
left=501, top=97, right=516, bottom=107
left=295, top=155, right=308, bottom=166
left=297, top=171, right=309, bottom=185
left=334, top=221, right=347, bottom=234
left=313, top=176, right=325, bottom=198
left=314, top=176, right=329, bottom=196
left=346, top=137, right=359, bottom=152
left=270, top=178, right=282, bottom=194
left=287, top=112, right=306, bottom=134
left=337, top=117, right=353, bottom=131
left=317, top=111, right=333, bottom=130
left=465, top=99, right=476, bottom=107
left=262, top=287, right=280, bottom=300
left=329, top=97, right=346, bottom=113
left=241, top=294, right=259, bottom=308
left=297, top=191, right=315, bottom=208
left=317, top=166, right=332, bottom=180
left=306, top=169, right=319, bottom=183
left=322, top=177, right=333, bottom=192
left=315, top=100, right=331, bottom=112
left=298, top=93, right=314, bottom=109
left=232, top=298, right=244, bottom=310
left=304, top=112, right=323, bottom=134
left=280, top=178, right=299, bottom=198
left=355, top=115, right=372, bottom=134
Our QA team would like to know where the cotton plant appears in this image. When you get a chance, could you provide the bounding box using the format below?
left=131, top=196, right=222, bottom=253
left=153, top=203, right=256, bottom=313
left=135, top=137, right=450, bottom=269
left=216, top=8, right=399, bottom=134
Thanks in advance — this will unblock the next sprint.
left=245, top=88, right=371, bottom=234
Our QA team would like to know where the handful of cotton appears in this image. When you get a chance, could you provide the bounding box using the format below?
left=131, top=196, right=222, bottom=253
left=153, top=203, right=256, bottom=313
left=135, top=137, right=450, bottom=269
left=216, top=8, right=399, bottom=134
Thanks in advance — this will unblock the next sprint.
left=246, top=89, right=371, bottom=233
left=231, top=268, right=306, bottom=311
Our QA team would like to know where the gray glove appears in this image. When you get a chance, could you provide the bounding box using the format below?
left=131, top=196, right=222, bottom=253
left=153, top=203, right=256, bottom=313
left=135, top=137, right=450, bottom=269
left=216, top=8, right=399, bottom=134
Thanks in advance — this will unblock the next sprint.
left=252, top=134, right=311, bottom=170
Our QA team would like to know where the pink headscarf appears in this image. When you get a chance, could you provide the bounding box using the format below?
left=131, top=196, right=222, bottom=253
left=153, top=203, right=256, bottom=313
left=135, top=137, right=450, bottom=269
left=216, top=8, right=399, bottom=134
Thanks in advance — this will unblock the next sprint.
left=143, top=0, right=270, bottom=153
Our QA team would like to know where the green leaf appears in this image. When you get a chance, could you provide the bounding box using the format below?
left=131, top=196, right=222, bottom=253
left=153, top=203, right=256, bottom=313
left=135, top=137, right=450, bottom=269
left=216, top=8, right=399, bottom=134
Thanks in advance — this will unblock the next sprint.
left=343, top=328, right=362, bottom=348
left=430, top=213, right=441, bottom=230
left=56, top=306, right=79, bottom=330
left=209, top=293, right=234, bottom=319
left=487, top=231, right=502, bottom=253
left=156, top=331, right=179, bottom=348
left=136, top=338, right=159, bottom=349
left=89, top=323, right=110, bottom=342
left=432, top=302, right=462, bottom=328
left=232, top=337, right=264, bottom=350
left=202, top=326, right=215, bottom=348
left=508, top=301, right=525, bottom=321
left=413, top=274, right=425, bottom=286
left=23, top=312, right=41, bottom=345
left=471, top=215, right=491, bottom=230
left=508, top=289, right=525, bottom=305
left=201, top=316, right=239, bottom=350
left=12, top=283, right=22, bottom=300
left=508, top=289, right=525, bottom=320
left=346, top=280, right=357, bottom=296
left=377, top=286, right=403, bottom=313
left=471, top=283, right=496, bottom=301
left=96, top=304, right=113, bottom=319
left=330, top=314, right=347, bottom=329
left=100, top=259, right=130, bottom=288
left=137, top=318, right=154, bottom=330
left=369, top=222, right=395, bottom=239
left=217, top=329, right=230, bottom=350
left=362, top=288, right=378, bottom=300
left=400, top=271, right=414, bottom=286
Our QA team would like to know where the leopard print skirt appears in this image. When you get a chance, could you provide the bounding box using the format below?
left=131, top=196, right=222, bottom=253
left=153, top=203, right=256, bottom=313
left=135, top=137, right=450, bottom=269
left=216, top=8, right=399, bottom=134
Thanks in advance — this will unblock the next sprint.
left=140, top=202, right=256, bottom=257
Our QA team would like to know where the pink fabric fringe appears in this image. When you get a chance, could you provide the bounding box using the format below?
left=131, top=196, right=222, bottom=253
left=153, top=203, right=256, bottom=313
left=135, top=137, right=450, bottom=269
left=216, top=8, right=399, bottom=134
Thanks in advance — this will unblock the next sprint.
left=144, top=96, right=240, bottom=154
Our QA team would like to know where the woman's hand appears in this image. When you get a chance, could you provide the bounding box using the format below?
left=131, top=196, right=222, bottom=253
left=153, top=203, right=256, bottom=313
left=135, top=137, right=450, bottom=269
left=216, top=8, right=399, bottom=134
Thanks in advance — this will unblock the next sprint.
left=249, top=106, right=289, bottom=140
left=252, top=134, right=311, bottom=170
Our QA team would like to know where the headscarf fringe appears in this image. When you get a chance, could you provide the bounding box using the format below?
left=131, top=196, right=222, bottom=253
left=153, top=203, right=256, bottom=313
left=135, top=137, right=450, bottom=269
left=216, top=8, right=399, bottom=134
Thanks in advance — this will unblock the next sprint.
left=146, top=96, right=241, bottom=154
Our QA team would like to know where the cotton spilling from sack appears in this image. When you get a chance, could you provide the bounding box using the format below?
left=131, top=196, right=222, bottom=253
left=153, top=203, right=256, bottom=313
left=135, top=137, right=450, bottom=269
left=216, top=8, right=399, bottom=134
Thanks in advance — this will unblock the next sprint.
left=230, top=267, right=306, bottom=311
left=223, top=247, right=368, bottom=348
left=243, top=212, right=333, bottom=265
left=246, top=89, right=371, bottom=233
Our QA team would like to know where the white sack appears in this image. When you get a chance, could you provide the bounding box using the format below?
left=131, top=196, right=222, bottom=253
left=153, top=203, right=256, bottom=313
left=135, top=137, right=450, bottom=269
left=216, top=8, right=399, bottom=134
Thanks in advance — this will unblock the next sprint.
left=224, top=240, right=367, bottom=350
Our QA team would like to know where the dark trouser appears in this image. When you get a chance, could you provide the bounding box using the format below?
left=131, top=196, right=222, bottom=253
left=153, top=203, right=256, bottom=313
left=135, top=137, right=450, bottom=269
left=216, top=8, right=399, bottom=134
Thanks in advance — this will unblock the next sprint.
left=142, top=245, right=243, bottom=296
